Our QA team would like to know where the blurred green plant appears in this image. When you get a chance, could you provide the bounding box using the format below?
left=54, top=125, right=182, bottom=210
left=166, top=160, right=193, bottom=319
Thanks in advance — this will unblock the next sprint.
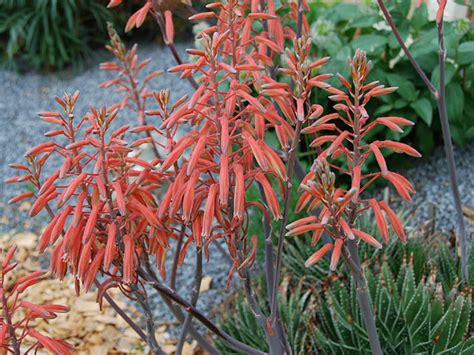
left=306, top=0, right=474, bottom=158
left=0, top=0, right=200, bottom=71
left=0, top=0, right=113, bottom=70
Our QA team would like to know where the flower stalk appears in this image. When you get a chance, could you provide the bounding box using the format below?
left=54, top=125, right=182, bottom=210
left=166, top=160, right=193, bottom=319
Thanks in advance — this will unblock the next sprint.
left=138, top=267, right=266, bottom=355
left=175, top=247, right=203, bottom=354
left=344, top=240, right=383, bottom=355
left=133, top=285, right=165, bottom=355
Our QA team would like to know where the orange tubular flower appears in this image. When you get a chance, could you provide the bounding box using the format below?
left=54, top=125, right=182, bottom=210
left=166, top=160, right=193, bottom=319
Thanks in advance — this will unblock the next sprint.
left=255, top=172, right=281, bottom=220
left=107, top=0, right=122, bottom=8
left=286, top=215, right=318, bottom=230
left=219, top=154, right=230, bottom=208
left=123, top=234, right=135, bottom=284
left=305, top=243, right=333, bottom=268
left=330, top=239, right=343, bottom=271
left=379, top=201, right=406, bottom=242
left=104, top=223, right=117, bottom=270
left=164, top=10, right=174, bottom=44
left=369, top=199, right=389, bottom=244
left=286, top=223, right=325, bottom=237
left=352, top=229, right=383, bottom=249
left=182, top=171, right=200, bottom=224
left=376, top=140, right=421, bottom=158
left=202, top=184, right=218, bottom=238
left=233, top=164, right=245, bottom=222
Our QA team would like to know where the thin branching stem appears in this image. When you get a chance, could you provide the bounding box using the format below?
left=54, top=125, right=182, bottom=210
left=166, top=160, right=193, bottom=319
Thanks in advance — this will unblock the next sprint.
left=343, top=241, right=382, bottom=355
left=176, top=247, right=203, bottom=354
left=268, top=5, right=305, bottom=352
left=170, top=224, right=185, bottom=290
left=258, top=183, right=292, bottom=354
left=436, top=16, right=469, bottom=282
left=214, top=241, right=233, bottom=264
left=270, top=0, right=305, bottom=320
left=93, top=280, right=148, bottom=344
left=257, top=183, right=275, bottom=306
left=344, top=242, right=382, bottom=355
left=237, top=222, right=287, bottom=355
left=270, top=119, right=303, bottom=323
left=241, top=269, right=266, bottom=324
left=122, top=62, right=161, bottom=159
left=133, top=285, right=165, bottom=355
left=151, top=10, right=199, bottom=90
left=346, top=79, right=382, bottom=355
left=2, top=282, right=20, bottom=354
left=296, top=0, right=304, bottom=38
left=377, top=1, right=436, bottom=95
left=138, top=267, right=267, bottom=355
left=142, top=259, right=220, bottom=355
left=355, top=81, right=381, bottom=354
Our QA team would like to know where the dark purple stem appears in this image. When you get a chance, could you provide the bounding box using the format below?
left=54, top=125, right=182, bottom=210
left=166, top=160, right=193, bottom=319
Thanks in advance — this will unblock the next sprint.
left=175, top=247, right=203, bottom=354
left=137, top=267, right=266, bottom=355
left=94, top=279, right=148, bottom=344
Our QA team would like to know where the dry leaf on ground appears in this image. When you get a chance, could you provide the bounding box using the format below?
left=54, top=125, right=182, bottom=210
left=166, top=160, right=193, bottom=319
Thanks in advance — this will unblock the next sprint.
left=199, top=276, right=213, bottom=293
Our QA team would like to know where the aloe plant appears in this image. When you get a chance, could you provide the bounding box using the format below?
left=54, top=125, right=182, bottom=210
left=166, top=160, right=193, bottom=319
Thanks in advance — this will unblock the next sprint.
left=217, top=278, right=315, bottom=354
left=314, top=258, right=473, bottom=354
left=218, top=248, right=473, bottom=354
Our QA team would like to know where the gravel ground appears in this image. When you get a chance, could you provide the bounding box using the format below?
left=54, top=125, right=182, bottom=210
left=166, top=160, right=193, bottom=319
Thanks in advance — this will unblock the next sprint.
left=0, top=43, right=473, bottom=340
left=401, top=143, right=474, bottom=234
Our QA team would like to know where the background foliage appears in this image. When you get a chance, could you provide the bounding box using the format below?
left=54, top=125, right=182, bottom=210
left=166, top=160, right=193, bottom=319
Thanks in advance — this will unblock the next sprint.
left=306, top=0, right=474, bottom=159
left=0, top=0, right=195, bottom=70
left=0, top=0, right=112, bottom=70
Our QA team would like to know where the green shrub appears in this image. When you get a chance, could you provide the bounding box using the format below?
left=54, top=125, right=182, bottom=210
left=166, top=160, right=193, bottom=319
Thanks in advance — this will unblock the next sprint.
left=305, top=0, right=474, bottom=159
left=0, top=0, right=112, bottom=70
left=0, top=0, right=198, bottom=71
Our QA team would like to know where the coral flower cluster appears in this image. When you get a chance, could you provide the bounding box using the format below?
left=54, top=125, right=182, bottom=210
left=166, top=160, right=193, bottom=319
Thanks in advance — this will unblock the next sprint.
left=6, top=0, right=422, bottom=353
left=7, top=0, right=324, bottom=300
left=288, top=49, right=420, bottom=270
